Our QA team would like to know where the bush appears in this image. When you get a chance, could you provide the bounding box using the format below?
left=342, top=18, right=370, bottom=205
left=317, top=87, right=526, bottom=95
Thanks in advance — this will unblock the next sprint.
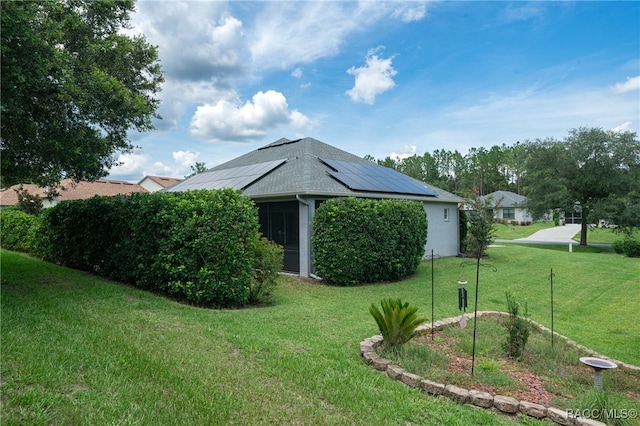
left=39, top=189, right=273, bottom=307
left=0, top=208, right=42, bottom=255
left=369, top=298, right=427, bottom=351
left=312, top=197, right=427, bottom=285
left=503, top=288, right=531, bottom=360
left=612, top=238, right=640, bottom=258
left=459, top=209, right=468, bottom=253
left=248, top=235, right=284, bottom=305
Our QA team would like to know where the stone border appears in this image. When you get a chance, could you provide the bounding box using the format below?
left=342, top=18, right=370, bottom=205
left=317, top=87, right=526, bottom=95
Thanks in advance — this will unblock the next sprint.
left=360, top=311, right=640, bottom=426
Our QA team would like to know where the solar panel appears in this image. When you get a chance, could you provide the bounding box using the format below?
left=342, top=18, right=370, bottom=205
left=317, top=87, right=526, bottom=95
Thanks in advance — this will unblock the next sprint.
left=320, top=158, right=437, bottom=197
left=169, top=159, right=287, bottom=191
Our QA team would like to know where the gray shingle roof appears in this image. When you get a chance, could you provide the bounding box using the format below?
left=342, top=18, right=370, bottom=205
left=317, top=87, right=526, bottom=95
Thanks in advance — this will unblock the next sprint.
left=167, top=137, right=463, bottom=203
left=481, top=190, right=527, bottom=207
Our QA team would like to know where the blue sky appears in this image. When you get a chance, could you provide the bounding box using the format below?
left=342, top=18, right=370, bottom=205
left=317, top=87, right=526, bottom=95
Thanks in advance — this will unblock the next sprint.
left=109, top=1, right=640, bottom=182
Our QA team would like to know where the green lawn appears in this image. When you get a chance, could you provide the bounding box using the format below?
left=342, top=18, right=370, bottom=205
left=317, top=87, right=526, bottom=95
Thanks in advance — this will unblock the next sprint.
left=2, top=248, right=639, bottom=425
left=493, top=222, right=556, bottom=239
left=575, top=227, right=640, bottom=244
left=494, top=221, right=639, bottom=246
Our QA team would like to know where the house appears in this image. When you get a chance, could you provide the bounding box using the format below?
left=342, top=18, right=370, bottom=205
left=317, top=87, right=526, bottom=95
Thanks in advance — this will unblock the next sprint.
left=138, top=175, right=183, bottom=193
left=0, top=179, right=148, bottom=208
left=481, top=190, right=532, bottom=224
left=166, top=137, right=463, bottom=277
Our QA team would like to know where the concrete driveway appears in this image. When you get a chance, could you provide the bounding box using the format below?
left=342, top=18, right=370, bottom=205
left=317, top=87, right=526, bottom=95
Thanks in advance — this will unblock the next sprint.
left=495, top=224, right=612, bottom=248
left=493, top=224, right=581, bottom=246
left=512, top=224, right=581, bottom=244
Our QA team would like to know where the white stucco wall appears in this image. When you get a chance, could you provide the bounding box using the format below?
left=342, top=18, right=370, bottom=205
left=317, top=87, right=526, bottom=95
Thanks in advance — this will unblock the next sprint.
left=423, top=202, right=460, bottom=258
left=497, top=207, right=532, bottom=223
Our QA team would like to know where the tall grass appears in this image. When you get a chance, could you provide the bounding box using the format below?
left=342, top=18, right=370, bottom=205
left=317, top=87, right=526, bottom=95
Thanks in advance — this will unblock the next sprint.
left=2, top=245, right=638, bottom=425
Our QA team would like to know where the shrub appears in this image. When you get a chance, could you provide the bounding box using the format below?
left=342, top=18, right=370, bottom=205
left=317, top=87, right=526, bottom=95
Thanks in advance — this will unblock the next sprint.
left=459, top=209, right=468, bottom=253
left=39, top=189, right=268, bottom=307
left=248, top=235, right=284, bottom=305
left=0, top=208, right=42, bottom=255
left=369, top=298, right=427, bottom=351
left=312, top=197, right=427, bottom=285
left=503, top=288, right=531, bottom=360
left=612, top=238, right=640, bottom=258
left=463, top=194, right=496, bottom=257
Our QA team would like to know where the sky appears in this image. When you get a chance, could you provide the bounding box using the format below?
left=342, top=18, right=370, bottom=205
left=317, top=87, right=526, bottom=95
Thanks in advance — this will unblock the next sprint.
left=108, top=1, right=640, bottom=182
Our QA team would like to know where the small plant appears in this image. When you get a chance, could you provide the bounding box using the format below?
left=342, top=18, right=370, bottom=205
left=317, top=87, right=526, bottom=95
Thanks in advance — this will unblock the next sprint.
left=248, top=235, right=284, bottom=305
left=369, top=298, right=427, bottom=351
left=503, top=288, right=531, bottom=360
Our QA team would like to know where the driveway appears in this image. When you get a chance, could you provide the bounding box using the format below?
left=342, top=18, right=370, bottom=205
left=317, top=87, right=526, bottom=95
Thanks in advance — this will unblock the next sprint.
left=496, top=224, right=581, bottom=245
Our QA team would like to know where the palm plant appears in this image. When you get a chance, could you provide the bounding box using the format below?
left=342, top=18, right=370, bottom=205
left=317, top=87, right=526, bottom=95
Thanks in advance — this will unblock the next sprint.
left=369, top=298, right=427, bottom=350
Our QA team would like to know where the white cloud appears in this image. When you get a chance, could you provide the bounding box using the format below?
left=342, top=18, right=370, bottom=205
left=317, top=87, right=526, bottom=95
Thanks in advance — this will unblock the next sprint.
left=110, top=150, right=149, bottom=176
left=611, top=76, right=640, bottom=94
left=346, top=48, right=397, bottom=104
left=189, top=90, right=314, bottom=141
left=391, top=3, right=427, bottom=22
left=129, top=3, right=249, bottom=134
left=248, top=2, right=419, bottom=70
left=108, top=149, right=202, bottom=181
left=390, top=145, right=418, bottom=161
left=612, top=121, right=633, bottom=133
left=292, top=67, right=303, bottom=78
left=172, top=150, right=200, bottom=169
left=131, top=3, right=247, bottom=82
left=430, top=83, right=639, bottom=151
left=499, top=4, right=544, bottom=23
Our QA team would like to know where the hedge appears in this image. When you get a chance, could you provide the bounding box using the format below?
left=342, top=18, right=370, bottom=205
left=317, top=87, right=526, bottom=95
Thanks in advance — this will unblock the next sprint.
left=33, top=189, right=280, bottom=307
left=612, top=238, right=640, bottom=258
left=0, top=208, right=42, bottom=255
left=312, top=197, right=427, bottom=285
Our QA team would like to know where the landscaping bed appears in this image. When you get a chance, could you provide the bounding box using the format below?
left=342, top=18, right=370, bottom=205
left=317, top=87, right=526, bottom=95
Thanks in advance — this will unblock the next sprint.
left=363, top=312, right=640, bottom=425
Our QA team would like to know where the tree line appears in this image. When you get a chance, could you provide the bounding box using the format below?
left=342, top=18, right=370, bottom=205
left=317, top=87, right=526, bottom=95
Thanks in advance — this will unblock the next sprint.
left=367, top=127, right=640, bottom=242
left=366, top=142, right=527, bottom=197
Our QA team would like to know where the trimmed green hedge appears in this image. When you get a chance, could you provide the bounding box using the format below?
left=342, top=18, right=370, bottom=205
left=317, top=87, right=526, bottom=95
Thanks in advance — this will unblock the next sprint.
left=34, top=189, right=280, bottom=307
left=613, top=238, right=640, bottom=258
left=312, top=197, right=427, bottom=285
left=0, top=208, right=42, bottom=255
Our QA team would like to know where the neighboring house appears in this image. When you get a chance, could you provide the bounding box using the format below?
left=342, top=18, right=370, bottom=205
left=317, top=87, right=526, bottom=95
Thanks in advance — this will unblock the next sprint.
left=166, top=137, right=464, bottom=277
left=481, top=190, right=532, bottom=223
left=0, top=179, right=148, bottom=208
left=138, top=175, right=183, bottom=193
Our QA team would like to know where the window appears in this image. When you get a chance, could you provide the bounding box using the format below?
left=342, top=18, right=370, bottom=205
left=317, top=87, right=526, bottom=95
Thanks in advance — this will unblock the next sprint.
left=503, top=207, right=515, bottom=220
left=444, top=208, right=450, bottom=221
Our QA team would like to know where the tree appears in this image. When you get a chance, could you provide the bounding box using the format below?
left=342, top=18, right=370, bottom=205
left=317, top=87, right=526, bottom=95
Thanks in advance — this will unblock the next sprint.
left=523, top=127, right=640, bottom=245
left=463, top=192, right=497, bottom=257
left=185, top=162, right=208, bottom=179
left=1, top=0, right=163, bottom=189
left=15, top=186, right=44, bottom=216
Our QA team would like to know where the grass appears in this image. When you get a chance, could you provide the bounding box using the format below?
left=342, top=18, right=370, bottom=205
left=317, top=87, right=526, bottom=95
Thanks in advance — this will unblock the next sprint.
left=577, top=227, right=640, bottom=244
left=493, top=222, right=640, bottom=246
left=2, top=246, right=639, bottom=425
left=493, top=222, right=556, bottom=240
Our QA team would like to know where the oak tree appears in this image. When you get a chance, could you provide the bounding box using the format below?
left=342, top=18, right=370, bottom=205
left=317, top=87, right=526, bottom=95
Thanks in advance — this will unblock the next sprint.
left=523, top=127, right=640, bottom=245
left=1, top=0, right=163, bottom=189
